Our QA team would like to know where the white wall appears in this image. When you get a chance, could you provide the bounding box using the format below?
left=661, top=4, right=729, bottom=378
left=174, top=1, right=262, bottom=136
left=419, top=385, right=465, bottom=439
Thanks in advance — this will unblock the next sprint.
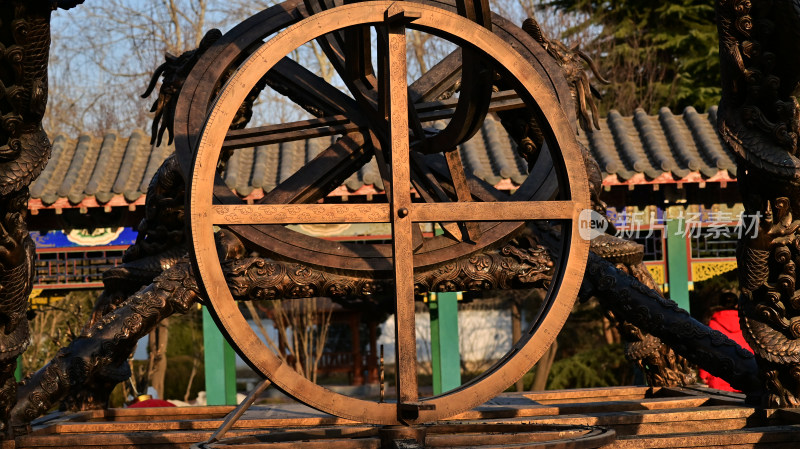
left=378, top=310, right=512, bottom=364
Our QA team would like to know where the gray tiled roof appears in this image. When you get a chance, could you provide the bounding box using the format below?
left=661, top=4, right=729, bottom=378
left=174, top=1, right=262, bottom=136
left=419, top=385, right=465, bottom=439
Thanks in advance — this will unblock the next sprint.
left=581, top=106, right=736, bottom=182
left=29, top=106, right=736, bottom=208
left=30, top=129, right=173, bottom=207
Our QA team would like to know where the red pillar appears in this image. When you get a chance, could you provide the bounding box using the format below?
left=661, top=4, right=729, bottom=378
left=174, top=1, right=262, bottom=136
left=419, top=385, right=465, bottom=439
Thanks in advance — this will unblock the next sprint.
left=367, top=320, right=379, bottom=384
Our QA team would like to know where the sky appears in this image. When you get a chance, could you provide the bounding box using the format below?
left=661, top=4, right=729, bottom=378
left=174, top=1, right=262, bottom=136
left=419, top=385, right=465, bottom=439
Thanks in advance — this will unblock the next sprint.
left=44, top=0, right=580, bottom=137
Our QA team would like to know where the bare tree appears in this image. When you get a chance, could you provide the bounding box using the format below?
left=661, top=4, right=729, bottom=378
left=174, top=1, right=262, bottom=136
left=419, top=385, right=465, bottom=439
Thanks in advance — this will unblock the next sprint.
left=22, top=292, right=96, bottom=378
left=45, top=0, right=352, bottom=136
left=491, top=0, right=595, bottom=46
left=246, top=298, right=333, bottom=383
left=46, top=1, right=232, bottom=136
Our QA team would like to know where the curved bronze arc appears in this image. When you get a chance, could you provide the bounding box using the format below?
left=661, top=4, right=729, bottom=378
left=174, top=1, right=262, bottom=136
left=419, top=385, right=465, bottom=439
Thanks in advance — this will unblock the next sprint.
left=189, top=2, right=589, bottom=425
left=173, top=0, right=576, bottom=275
left=172, top=0, right=307, bottom=177
left=224, top=153, right=558, bottom=274
left=173, top=0, right=573, bottom=178
left=415, top=0, right=493, bottom=154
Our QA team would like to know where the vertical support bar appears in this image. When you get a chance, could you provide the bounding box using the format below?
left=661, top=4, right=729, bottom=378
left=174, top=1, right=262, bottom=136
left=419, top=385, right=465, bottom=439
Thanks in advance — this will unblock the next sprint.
left=203, top=307, right=237, bottom=405
left=385, top=8, right=418, bottom=407
left=430, top=292, right=461, bottom=395
left=666, top=206, right=691, bottom=312
left=15, top=356, right=22, bottom=382
left=511, top=299, right=523, bottom=391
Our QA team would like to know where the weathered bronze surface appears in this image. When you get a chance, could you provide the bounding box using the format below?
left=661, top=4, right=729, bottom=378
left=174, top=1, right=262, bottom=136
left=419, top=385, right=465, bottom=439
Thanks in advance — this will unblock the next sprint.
left=590, top=224, right=697, bottom=387
left=186, top=0, right=590, bottom=425
left=582, top=252, right=761, bottom=394
left=0, top=0, right=86, bottom=436
left=174, top=0, right=578, bottom=276
left=11, top=151, right=193, bottom=428
left=222, top=234, right=555, bottom=301
left=62, top=153, right=189, bottom=412
left=0, top=0, right=788, bottom=445
left=715, top=0, right=800, bottom=407
left=13, top=386, right=800, bottom=448
left=10, top=257, right=199, bottom=435
left=5, top=228, right=555, bottom=435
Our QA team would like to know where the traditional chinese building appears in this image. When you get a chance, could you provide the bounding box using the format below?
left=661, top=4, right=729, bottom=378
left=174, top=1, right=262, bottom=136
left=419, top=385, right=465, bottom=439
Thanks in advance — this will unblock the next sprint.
left=26, top=105, right=739, bottom=390
left=583, top=106, right=741, bottom=313
left=28, top=105, right=739, bottom=313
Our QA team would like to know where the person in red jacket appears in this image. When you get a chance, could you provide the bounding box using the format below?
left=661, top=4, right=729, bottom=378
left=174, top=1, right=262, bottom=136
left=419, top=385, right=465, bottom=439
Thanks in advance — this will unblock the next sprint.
left=699, top=292, right=753, bottom=391
left=128, top=394, right=176, bottom=408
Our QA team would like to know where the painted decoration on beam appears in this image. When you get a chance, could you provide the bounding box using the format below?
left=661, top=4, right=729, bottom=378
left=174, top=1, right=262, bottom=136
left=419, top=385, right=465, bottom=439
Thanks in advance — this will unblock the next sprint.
left=30, top=227, right=137, bottom=248
left=691, top=260, right=738, bottom=283
left=607, top=204, right=746, bottom=229
left=645, top=264, right=666, bottom=286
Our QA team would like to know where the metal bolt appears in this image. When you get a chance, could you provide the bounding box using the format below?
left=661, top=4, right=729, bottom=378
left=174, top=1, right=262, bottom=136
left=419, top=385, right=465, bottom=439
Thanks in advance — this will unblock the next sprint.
left=398, top=207, right=409, bottom=217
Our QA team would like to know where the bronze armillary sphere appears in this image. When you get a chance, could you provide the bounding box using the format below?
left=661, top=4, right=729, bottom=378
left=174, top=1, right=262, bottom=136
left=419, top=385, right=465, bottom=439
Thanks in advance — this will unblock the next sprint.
left=183, top=0, right=590, bottom=425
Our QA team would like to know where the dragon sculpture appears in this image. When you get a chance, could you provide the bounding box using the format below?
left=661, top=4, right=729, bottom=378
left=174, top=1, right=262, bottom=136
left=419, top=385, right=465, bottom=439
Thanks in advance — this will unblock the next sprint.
left=716, top=0, right=800, bottom=406
left=0, top=0, right=85, bottom=436
left=0, top=0, right=772, bottom=437
left=510, top=17, right=696, bottom=387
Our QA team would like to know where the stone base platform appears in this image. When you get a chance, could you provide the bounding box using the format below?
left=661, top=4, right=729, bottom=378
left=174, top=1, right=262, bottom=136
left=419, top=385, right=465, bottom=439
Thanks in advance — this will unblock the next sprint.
left=4, top=385, right=800, bottom=448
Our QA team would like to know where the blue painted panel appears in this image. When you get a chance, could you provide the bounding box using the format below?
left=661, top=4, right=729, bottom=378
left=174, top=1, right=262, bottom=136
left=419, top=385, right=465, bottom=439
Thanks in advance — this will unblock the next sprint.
left=30, top=227, right=138, bottom=248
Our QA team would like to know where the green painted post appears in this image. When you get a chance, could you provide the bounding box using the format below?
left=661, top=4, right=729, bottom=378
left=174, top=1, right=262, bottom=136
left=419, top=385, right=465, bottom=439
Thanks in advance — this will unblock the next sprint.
left=14, top=357, right=21, bottom=382
left=203, top=307, right=237, bottom=405
left=665, top=206, right=691, bottom=312
left=429, top=291, right=461, bottom=395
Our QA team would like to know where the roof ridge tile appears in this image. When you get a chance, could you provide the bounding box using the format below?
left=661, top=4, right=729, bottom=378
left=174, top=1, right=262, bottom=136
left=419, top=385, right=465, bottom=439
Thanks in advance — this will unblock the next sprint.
left=682, top=106, right=726, bottom=177
left=40, top=134, right=79, bottom=203
left=608, top=110, right=659, bottom=179
left=34, top=112, right=742, bottom=209
left=586, top=120, right=623, bottom=177
left=235, top=145, right=256, bottom=197
left=225, top=147, right=243, bottom=192
left=30, top=134, right=69, bottom=200
left=112, top=130, right=146, bottom=195
left=59, top=134, right=100, bottom=204
left=476, top=120, right=500, bottom=186
left=633, top=108, right=678, bottom=174
left=85, top=132, right=121, bottom=200
left=658, top=107, right=703, bottom=174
